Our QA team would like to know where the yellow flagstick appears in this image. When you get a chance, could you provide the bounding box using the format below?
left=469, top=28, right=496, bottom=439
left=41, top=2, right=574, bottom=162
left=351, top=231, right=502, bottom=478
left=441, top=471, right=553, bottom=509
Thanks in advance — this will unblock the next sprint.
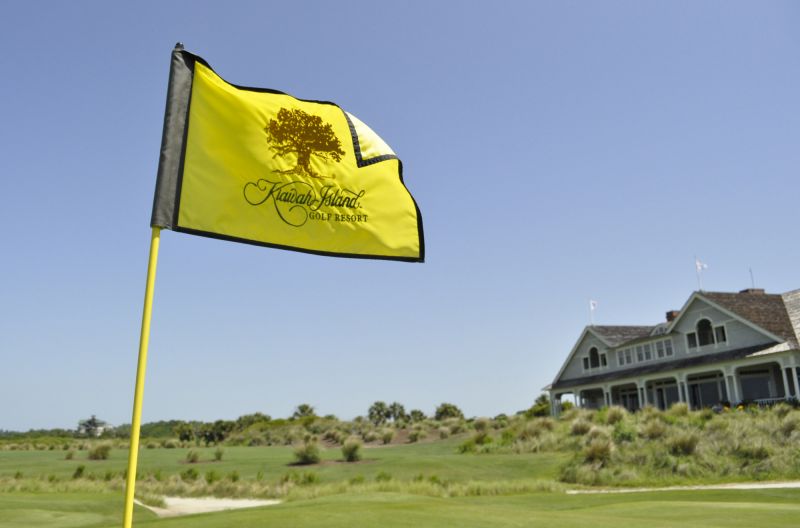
left=122, top=227, right=161, bottom=528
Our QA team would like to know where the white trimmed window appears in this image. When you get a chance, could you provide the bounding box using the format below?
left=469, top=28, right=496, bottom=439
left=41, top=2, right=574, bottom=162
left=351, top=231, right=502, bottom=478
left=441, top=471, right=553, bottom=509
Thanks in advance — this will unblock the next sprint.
left=687, top=319, right=727, bottom=350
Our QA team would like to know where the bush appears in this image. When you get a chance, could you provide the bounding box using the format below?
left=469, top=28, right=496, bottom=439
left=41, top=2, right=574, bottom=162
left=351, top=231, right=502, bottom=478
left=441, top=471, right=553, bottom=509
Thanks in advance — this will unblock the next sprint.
left=667, top=432, right=698, bottom=456
left=185, top=450, right=200, bottom=463
left=293, top=441, right=321, bottom=465
left=72, top=465, right=86, bottom=479
left=780, top=414, right=800, bottom=437
left=612, top=421, right=636, bottom=443
left=180, top=468, right=198, bottom=481
left=605, top=406, right=627, bottom=425
left=65, top=450, right=75, bottom=460
left=458, top=438, right=477, bottom=453
left=570, top=419, right=592, bottom=436
left=438, top=426, right=450, bottom=439
left=381, top=428, right=394, bottom=444
left=214, top=447, right=224, bottom=461
left=88, top=444, right=111, bottom=460
left=434, top=403, right=464, bottom=421
left=639, top=420, right=666, bottom=439
left=473, top=418, right=491, bottom=432
left=341, top=436, right=362, bottom=462
left=375, top=471, right=392, bottom=482
left=228, top=470, right=240, bottom=482
left=280, top=471, right=319, bottom=485
left=668, top=402, right=689, bottom=417
left=408, top=430, right=426, bottom=443
left=584, top=438, right=614, bottom=464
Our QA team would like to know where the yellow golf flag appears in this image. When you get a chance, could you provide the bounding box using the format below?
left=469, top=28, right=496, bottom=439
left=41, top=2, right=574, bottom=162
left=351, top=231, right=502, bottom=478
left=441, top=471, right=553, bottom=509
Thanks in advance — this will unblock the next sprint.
left=152, top=46, right=423, bottom=261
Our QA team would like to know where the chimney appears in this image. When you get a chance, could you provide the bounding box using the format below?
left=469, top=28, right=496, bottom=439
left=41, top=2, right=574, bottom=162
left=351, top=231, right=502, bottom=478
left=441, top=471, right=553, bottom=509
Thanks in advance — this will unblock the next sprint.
left=666, top=310, right=680, bottom=322
left=739, top=288, right=765, bottom=295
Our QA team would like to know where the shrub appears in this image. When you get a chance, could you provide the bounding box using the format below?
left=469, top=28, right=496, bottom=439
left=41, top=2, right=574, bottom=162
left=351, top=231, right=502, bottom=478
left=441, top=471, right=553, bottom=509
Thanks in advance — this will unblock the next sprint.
left=473, top=430, right=492, bottom=446
left=162, top=439, right=179, bottom=449
left=458, top=438, right=476, bottom=453
left=180, top=468, right=198, bottom=481
left=668, top=402, right=689, bottom=417
left=584, top=438, right=614, bottom=464
left=65, top=450, right=75, bottom=460
left=375, top=471, right=392, bottom=482
left=640, top=419, right=667, bottom=439
left=381, top=428, right=394, bottom=444
left=228, top=470, right=240, bottom=482
left=408, top=430, right=426, bottom=443
left=14, top=471, right=23, bottom=480
left=570, top=419, right=592, bottom=436
left=280, top=471, right=319, bottom=485
left=72, top=465, right=86, bottom=479
left=667, top=432, right=699, bottom=455
left=362, top=430, right=379, bottom=443
left=733, top=440, right=771, bottom=461
left=88, top=444, right=111, bottom=460
left=205, top=470, right=220, bottom=484
left=473, top=418, right=491, bottom=432
left=605, top=406, right=627, bottom=425
left=612, top=421, right=636, bottom=443
left=341, top=436, right=362, bottom=462
left=349, top=474, right=365, bottom=485
left=438, top=426, right=450, bottom=439
left=214, top=447, right=224, bottom=461
left=434, top=403, right=464, bottom=421
left=293, top=441, right=321, bottom=465
left=773, top=403, right=793, bottom=419
left=780, top=414, right=800, bottom=437
left=185, top=450, right=200, bottom=464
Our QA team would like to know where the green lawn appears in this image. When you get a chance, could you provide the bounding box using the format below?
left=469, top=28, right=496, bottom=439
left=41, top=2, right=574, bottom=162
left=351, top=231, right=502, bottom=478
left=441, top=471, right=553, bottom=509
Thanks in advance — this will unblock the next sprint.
left=0, top=440, right=567, bottom=484
left=2, top=489, right=800, bottom=528
left=4, top=442, right=800, bottom=528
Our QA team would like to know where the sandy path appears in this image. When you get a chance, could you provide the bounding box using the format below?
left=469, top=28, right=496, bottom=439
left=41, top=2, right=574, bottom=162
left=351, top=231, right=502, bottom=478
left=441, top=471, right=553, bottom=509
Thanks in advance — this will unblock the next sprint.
left=135, top=497, right=280, bottom=517
left=567, top=481, right=800, bottom=494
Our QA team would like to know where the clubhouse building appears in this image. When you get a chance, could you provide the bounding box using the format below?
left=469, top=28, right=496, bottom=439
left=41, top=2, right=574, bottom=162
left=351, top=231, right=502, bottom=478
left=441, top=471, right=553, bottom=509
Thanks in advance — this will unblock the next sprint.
left=546, top=288, right=800, bottom=415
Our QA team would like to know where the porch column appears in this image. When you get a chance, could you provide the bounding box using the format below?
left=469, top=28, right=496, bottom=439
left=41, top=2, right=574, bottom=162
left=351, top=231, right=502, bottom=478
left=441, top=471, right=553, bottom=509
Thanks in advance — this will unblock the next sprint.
left=796, top=367, right=800, bottom=398
left=641, top=380, right=650, bottom=406
left=723, top=375, right=733, bottom=404
left=603, top=384, right=611, bottom=407
left=677, top=375, right=688, bottom=408
left=780, top=360, right=791, bottom=400
left=637, top=380, right=646, bottom=410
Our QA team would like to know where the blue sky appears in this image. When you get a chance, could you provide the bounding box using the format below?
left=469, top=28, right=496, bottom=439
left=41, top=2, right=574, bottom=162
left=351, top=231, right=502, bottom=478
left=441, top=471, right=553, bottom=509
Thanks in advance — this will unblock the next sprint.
left=1, top=1, right=798, bottom=431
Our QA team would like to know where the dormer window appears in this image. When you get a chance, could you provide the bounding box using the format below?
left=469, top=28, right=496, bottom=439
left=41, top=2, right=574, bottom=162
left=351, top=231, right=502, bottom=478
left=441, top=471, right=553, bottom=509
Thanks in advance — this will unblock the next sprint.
left=687, top=319, right=727, bottom=349
left=583, top=347, right=606, bottom=371
left=697, top=319, right=714, bottom=346
left=589, top=347, right=600, bottom=368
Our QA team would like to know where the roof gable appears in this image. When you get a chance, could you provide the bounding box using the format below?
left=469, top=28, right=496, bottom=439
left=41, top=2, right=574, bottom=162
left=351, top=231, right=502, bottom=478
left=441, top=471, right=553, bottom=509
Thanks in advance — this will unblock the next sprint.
left=667, top=291, right=795, bottom=346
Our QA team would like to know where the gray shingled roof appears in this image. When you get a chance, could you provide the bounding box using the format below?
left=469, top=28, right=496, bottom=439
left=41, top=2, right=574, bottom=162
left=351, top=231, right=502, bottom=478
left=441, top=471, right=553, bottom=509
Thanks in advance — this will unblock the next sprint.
left=590, top=325, right=655, bottom=347
left=702, top=291, right=798, bottom=347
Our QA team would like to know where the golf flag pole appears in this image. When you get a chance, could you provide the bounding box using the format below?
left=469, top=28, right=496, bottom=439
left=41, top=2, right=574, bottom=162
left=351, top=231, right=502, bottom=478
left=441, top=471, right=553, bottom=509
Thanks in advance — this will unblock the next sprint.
left=122, top=227, right=161, bottom=528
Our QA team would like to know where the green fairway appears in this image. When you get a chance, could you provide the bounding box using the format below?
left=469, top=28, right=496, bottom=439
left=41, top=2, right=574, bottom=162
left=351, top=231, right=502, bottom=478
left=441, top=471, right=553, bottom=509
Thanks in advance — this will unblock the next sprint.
left=3, top=488, right=799, bottom=528
left=0, top=440, right=567, bottom=484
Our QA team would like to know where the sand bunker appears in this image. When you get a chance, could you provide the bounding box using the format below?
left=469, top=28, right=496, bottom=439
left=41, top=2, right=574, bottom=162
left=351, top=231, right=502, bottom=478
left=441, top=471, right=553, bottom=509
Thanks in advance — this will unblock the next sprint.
left=136, top=497, right=280, bottom=517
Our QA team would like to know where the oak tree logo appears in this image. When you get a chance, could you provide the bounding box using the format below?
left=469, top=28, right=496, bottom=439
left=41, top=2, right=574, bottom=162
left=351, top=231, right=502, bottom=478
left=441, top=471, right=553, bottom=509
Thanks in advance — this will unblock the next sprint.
left=265, top=108, right=346, bottom=179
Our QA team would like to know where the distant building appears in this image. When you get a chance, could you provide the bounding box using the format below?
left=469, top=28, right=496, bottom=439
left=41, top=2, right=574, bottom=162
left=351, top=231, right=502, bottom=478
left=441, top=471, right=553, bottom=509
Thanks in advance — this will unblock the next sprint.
left=546, top=288, right=800, bottom=414
left=77, top=415, right=111, bottom=437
